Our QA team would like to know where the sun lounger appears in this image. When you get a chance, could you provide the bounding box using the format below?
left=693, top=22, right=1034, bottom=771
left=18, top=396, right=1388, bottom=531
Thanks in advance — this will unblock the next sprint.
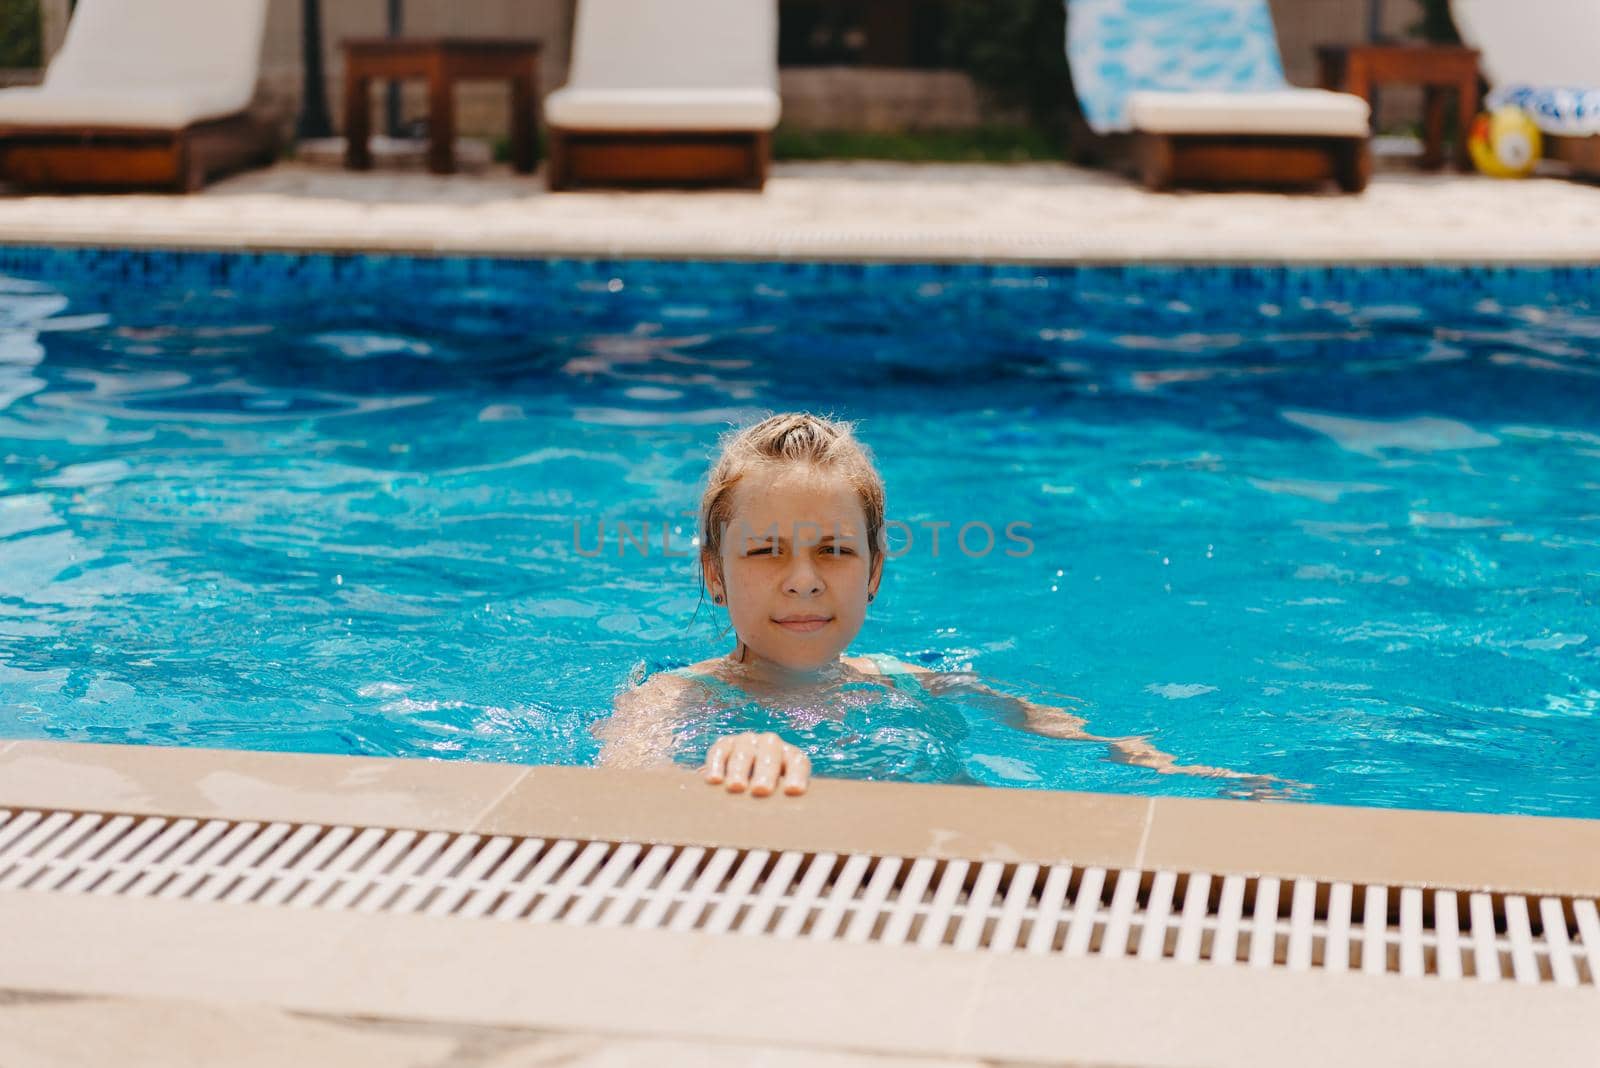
left=544, top=0, right=781, bottom=191
left=1452, top=0, right=1600, bottom=177
left=0, top=0, right=275, bottom=192
left=1067, top=0, right=1372, bottom=191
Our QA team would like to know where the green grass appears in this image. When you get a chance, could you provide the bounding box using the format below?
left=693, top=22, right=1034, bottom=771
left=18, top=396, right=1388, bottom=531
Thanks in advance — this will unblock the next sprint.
left=492, top=132, right=547, bottom=164
left=773, top=126, right=1060, bottom=163
left=485, top=126, right=1058, bottom=167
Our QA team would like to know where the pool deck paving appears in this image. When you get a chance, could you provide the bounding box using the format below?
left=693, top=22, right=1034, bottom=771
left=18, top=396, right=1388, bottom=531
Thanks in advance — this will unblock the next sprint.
left=0, top=989, right=1009, bottom=1068
left=0, top=160, right=1598, bottom=264
left=1, top=742, right=1598, bottom=1067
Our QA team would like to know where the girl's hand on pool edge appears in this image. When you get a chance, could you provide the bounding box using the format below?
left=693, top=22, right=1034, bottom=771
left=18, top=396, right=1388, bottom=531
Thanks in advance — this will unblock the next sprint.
left=703, top=732, right=810, bottom=798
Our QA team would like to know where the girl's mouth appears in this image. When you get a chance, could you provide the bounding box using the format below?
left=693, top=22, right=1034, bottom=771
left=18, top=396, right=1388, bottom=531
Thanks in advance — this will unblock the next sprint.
left=774, top=616, right=832, bottom=633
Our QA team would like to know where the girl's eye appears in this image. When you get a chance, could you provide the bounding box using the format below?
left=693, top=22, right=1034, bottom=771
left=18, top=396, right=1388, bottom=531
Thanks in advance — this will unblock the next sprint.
left=746, top=546, right=775, bottom=556
left=819, top=545, right=855, bottom=556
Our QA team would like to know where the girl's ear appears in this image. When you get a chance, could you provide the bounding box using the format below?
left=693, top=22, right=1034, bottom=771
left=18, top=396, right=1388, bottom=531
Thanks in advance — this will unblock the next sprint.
left=868, top=551, right=884, bottom=599
left=702, top=552, right=724, bottom=602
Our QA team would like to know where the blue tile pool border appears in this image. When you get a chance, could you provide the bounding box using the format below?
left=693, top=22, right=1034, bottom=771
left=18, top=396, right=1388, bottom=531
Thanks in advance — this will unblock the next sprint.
left=0, top=243, right=1598, bottom=309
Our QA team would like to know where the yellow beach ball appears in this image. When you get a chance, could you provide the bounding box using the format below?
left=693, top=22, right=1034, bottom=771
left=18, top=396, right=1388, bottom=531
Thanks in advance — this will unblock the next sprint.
left=1468, top=107, right=1542, bottom=178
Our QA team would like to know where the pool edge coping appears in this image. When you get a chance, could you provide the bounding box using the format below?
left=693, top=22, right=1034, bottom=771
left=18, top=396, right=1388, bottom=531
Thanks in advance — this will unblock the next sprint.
left=4, top=233, right=1600, bottom=267
left=3, top=740, right=1598, bottom=898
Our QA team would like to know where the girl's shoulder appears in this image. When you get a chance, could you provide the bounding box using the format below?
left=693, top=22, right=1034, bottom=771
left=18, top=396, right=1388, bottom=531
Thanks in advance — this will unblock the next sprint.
left=654, top=655, right=923, bottom=686
left=617, top=669, right=691, bottom=707
left=846, top=656, right=942, bottom=697
left=673, top=655, right=909, bottom=677
left=845, top=653, right=925, bottom=677
left=668, top=657, right=733, bottom=684
left=648, top=659, right=740, bottom=700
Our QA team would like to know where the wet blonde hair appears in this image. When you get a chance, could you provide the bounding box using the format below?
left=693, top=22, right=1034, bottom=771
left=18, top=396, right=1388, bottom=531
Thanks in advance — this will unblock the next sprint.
left=698, top=411, right=886, bottom=595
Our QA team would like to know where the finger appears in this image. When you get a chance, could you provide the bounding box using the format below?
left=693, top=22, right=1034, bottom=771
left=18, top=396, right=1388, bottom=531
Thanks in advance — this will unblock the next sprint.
left=781, top=746, right=811, bottom=796
left=703, top=737, right=733, bottom=784
left=724, top=735, right=757, bottom=793
left=748, top=733, right=784, bottom=797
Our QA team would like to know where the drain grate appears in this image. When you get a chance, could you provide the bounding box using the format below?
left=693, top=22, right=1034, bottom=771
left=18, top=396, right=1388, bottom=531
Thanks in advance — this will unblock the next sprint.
left=2, top=807, right=1596, bottom=986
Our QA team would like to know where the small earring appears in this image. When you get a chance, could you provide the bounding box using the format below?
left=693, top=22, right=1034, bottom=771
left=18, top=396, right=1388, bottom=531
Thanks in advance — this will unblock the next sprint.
left=867, top=592, right=875, bottom=602
left=713, top=594, right=723, bottom=605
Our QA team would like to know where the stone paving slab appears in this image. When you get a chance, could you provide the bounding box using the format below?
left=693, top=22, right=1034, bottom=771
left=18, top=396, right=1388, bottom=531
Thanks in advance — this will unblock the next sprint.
left=0, top=161, right=1597, bottom=263
left=0, top=991, right=1018, bottom=1068
left=6, top=891, right=1594, bottom=1068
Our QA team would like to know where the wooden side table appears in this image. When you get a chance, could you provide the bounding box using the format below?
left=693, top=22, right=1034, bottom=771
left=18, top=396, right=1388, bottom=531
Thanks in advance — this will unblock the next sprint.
left=343, top=37, right=542, bottom=175
left=1317, top=44, right=1480, bottom=170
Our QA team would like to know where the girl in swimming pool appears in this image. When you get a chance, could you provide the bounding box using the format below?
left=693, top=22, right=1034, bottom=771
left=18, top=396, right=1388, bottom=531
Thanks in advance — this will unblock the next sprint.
left=597, top=411, right=1265, bottom=798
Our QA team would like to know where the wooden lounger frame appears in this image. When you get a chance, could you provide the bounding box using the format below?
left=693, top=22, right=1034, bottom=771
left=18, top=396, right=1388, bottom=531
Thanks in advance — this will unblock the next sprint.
left=1133, top=132, right=1372, bottom=193
left=0, top=113, right=276, bottom=193
left=1059, top=61, right=1371, bottom=193
left=546, top=128, right=770, bottom=191
left=1546, top=134, right=1600, bottom=180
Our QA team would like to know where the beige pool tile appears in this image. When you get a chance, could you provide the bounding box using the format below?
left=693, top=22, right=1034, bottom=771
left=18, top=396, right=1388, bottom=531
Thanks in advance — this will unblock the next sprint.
left=7, top=887, right=1598, bottom=1068
left=0, top=996, right=459, bottom=1068
left=0, top=741, right=527, bottom=832
left=475, top=765, right=1152, bottom=868
left=0, top=994, right=1001, bottom=1068
left=964, top=949, right=1600, bottom=1068
left=470, top=1037, right=999, bottom=1067
left=1142, top=796, right=1600, bottom=897
left=9, top=738, right=1600, bottom=900
left=0, top=890, right=986, bottom=1058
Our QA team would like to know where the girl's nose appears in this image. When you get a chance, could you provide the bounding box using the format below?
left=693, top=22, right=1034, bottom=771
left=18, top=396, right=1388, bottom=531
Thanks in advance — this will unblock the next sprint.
left=783, top=557, right=824, bottom=596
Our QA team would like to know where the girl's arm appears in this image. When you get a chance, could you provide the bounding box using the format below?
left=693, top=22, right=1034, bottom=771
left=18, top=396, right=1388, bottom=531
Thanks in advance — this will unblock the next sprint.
left=597, top=674, right=811, bottom=796
left=906, top=662, right=1269, bottom=782
left=595, top=673, right=694, bottom=769
left=1007, top=692, right=1251, bottom=780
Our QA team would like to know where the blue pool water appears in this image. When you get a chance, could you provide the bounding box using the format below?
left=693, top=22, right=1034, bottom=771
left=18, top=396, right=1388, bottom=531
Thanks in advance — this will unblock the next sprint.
left=1, top=248, right=1597, bottom=817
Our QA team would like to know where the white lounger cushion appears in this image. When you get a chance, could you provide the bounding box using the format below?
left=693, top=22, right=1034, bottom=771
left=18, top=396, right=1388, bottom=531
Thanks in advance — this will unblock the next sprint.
left=548, top=0, right=780, bottom=131
left=0, top=87, right=246, bottom=129
left=544, top=88, right=780, bottom=130
left=1128, top=89, right=1371, bottom=137
left=0, top=0, right=266, bottom=130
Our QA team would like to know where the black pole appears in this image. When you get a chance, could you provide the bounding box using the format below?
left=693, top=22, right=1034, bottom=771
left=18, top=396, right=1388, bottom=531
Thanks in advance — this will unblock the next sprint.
left=1366, top=0, right=1385, bottom=131
left=385, top=0, right=403, bottom=136
left=1366, top=0, right=1385, bottom=43
left=296, top=0, right=333, bottom=140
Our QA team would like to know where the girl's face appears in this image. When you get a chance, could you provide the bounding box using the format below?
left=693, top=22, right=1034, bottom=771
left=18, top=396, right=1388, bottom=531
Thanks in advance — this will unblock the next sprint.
left=709, top=464, right=881, bottom=673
